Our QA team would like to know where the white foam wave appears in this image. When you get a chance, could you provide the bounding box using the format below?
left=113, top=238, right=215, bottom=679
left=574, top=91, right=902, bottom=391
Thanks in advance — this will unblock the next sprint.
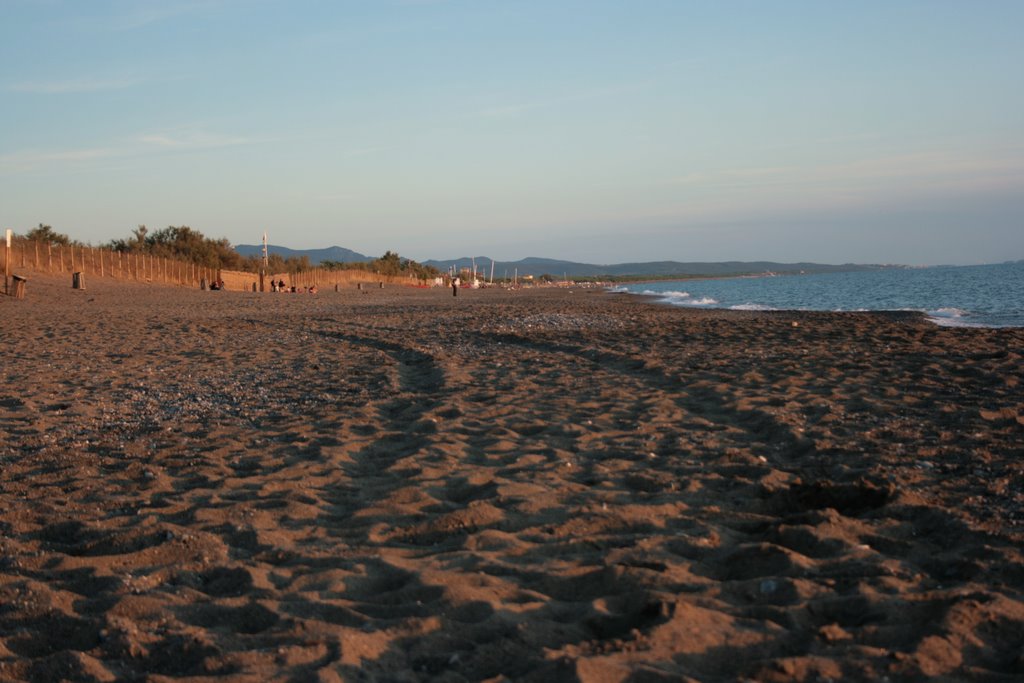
left=926, top=307, right=988, bottom=327
left=656, top=291, right=718, bottom=306
left=730, top=303, right=776, bottom=311
left=928, top=316, right=985, bottom=328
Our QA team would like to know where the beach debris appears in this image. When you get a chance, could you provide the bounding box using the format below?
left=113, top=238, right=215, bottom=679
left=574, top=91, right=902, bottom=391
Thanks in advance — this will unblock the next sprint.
left=11, top=274, right=26, bottom=299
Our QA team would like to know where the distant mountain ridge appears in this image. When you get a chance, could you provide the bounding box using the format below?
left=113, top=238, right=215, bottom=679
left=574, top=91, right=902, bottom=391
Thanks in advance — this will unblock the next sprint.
left=233, top=244, right=893, bottom=278
left=425, top=257, right=892, bottom=279
left=234, top=244, right=372, bottom=263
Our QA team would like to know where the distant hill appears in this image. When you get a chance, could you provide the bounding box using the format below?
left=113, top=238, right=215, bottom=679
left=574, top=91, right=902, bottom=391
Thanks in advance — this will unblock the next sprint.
left=234, top=244, right=372, bottom=264
left=232, top=244, right=894, bottom=278
left=422, top=256, right=893, bottom=279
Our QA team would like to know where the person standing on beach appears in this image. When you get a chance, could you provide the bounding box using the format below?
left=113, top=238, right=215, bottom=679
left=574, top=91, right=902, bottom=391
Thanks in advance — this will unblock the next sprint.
left=452, top=276, right=460, bottom=297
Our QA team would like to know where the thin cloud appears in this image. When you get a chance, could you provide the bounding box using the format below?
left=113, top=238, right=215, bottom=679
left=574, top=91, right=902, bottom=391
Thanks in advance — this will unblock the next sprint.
left=667, top=150, right=1024, bottom=193
left=668, top=166, right=792, bottom=188
left=0, top=147, right=123, bottom=173
left=10, top=75, right=146, bottom=94
left=652, top=147, right=1024, bottom=226
left=475, top=81, right=653, bottom=119
left=105, top=0, right=232, bottom=30
left=137, top=130, right=255, bottom=149
left=0, top=128, right=260, bottom=173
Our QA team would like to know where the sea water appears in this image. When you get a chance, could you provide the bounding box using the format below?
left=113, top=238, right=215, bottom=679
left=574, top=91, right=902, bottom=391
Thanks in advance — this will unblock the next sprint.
left=613, top=262, right=1024, bottom=328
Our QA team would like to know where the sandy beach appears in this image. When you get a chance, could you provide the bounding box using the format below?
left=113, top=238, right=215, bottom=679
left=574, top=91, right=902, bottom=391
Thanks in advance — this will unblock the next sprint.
left=1, top=274, right=1023, bottom=682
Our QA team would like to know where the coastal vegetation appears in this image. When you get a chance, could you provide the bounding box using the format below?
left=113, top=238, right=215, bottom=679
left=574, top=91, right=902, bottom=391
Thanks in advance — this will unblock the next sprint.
left=15, top=224, right=438, bottom=281
left=321, top=250, right=440, bottom=280
left=23, top=224, right=76, bottom=247
left=106, top=225, right=245, bottom=270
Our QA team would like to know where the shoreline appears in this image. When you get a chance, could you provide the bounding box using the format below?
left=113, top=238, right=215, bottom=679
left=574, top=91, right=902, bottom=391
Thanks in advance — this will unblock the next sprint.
left=610, top=273, right=1023, bottom=329
left=2, top=276, right=1022, bottom=681
left=611, top=287, right=936, bottom=326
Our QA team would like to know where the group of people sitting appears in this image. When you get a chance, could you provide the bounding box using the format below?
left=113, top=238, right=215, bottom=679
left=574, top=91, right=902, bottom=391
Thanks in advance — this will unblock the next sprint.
left=270, top=279, right=317, bottom=294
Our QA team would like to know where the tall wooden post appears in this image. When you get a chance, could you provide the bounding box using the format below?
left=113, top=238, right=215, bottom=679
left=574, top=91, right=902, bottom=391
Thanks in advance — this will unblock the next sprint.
left=4, top=230, right=11, bottom=295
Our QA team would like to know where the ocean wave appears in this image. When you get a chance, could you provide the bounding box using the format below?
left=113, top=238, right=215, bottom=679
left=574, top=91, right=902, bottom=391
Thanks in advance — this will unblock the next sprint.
left=927, top=307, right=986, bottom=327
left=730, top=303, right=776, bottom=311
left=928, top=316, right=986, bottom=328
left=658, top=292, right=718, bottom=306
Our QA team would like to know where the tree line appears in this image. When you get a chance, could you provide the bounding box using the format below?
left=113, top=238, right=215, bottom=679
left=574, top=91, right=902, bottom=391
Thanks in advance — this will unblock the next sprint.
left=320, top=250, right=439, bottom=280
left=18, top=224, right=438, bottom=278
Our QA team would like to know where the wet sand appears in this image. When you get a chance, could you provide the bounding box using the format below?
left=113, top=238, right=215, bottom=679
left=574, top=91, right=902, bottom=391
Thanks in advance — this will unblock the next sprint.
left=1, top=274, right=1023, bottom=682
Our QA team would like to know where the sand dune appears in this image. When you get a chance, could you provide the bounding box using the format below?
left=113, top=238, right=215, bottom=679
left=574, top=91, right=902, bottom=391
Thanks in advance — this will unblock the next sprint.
left=1, top=275, right=1022, bottom=681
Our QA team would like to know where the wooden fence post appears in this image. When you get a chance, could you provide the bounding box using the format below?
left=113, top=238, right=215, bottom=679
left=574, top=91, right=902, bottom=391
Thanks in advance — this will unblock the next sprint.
left=3, top=232, right=9, bottom=295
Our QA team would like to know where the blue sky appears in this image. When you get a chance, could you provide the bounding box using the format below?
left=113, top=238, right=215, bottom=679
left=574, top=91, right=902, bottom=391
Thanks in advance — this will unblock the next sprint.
left=2, top=0, right=1022, bottom=265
